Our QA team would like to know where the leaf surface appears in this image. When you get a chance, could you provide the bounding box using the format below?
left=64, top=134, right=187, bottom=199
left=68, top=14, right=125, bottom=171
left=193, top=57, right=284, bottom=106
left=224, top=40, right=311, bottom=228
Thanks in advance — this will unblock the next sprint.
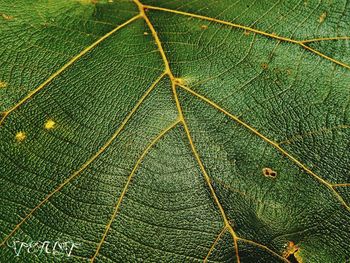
left=0, top=0, right=350, bottom=262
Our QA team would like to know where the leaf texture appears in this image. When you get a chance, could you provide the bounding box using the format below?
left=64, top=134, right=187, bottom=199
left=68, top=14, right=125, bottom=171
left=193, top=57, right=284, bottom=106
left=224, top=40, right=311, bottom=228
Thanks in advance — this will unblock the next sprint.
left=0, top=0, right=350, bottom=262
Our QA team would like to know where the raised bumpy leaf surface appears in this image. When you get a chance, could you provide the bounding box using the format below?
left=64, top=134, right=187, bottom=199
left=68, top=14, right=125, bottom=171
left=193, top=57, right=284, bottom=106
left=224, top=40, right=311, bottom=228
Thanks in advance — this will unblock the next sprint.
left=1, top=0, right=350, bottom=262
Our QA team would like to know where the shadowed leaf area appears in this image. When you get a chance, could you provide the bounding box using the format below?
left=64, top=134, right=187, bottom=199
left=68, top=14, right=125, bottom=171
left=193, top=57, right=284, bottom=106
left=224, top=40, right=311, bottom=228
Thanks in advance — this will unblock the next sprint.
left=0, top=0, right=350, bottom=262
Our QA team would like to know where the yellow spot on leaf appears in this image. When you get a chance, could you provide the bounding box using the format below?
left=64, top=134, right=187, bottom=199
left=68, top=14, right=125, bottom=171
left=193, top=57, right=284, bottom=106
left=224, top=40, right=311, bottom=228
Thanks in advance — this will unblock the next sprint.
left=44, top=119, right=56, bottom=130
left=143, top=31, right=149, bottom=35
left=201, top=25, right=208, bottom=30
left=319, top=12, right=327, bottom=23
left=2, top=14, right=13, bottom=20
left=0, top=81, right=7, bottom=89
left=15, top=131, right=26, bottom=142
left=243, top=30, right=250, bottom=36
left=262, top=167, right=277, bottom=178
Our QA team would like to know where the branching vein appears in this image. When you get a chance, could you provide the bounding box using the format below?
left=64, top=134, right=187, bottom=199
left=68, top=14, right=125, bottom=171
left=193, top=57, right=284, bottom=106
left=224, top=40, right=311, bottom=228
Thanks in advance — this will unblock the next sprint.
left=90, top=119, right=181, bottom=262
left=143, top=4, right=350, bottom=70
left=0, top=71, right=165, bottom=247
left=0, top=14, right=141, bottom=127
left=176, top=83, right=350, bottom=213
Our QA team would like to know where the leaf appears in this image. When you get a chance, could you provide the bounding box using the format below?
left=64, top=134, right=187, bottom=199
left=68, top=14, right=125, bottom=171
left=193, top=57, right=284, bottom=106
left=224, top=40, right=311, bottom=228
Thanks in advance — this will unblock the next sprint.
left=0, top=0, right=350, bottom=262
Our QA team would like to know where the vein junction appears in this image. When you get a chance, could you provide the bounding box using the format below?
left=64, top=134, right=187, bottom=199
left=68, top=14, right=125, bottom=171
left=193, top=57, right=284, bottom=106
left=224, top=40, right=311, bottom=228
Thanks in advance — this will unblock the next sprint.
left=1, top=1, right=349, bottom=262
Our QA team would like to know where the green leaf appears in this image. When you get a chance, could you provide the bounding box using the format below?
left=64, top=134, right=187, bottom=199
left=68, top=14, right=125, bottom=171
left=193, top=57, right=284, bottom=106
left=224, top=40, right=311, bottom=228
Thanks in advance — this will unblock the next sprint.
left=1, top=0, right=350, bottom=262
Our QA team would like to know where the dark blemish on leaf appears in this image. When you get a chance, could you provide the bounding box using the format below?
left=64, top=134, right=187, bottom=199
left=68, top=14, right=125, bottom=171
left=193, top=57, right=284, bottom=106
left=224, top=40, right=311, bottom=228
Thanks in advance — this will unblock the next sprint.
left=262, top=167, right=277, bottom=178
left=261, top=63, right=269, bottom=70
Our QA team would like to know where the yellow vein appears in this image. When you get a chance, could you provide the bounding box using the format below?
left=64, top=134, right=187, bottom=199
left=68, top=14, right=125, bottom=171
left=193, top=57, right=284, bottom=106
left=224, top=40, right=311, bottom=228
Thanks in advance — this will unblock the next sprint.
left=299, top=42, right=350, bottom=69
left=90, top=119, right=181, bottom=262
left=204, top=227, right=227, bottom=262
left=143, top=4, right=299, bottom=44
left=143, top=4, right=350, bottom=70
left=173, top=84, right=241, bottom=262
left=301, top=36, right=350, bottom=43
left=0, top=72, right=165, bottom=247
left=136, top=0, right=241, bottom=260
left=279, top=124, right=350, bottom=145
left=238, top=238, right=290, bottom=263
left=134, top=0, right=172, bottom=75
left=177, top=83, right=350, bottom=213
left=333, top=183, right=350, bottom=187
left=0, top=14, right=141, bottom=127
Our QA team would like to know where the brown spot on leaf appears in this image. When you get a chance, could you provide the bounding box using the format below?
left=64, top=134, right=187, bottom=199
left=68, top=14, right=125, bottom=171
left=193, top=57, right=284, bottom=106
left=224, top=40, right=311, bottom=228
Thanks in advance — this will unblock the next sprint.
left=261, top=63, right=269, bottom=70
left=243, top=30, right=250, bottom=36
left=262, top=167, right=277, bottom=178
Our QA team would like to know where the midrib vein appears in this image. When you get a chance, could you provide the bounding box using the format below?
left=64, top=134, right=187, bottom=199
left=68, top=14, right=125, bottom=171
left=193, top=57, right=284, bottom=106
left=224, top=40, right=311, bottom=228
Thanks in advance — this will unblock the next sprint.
left=133, top=0, right=242, bottom=261
left=1, top=1, right=348, bottom=261
left=2, top=2, right=349, bottom=126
